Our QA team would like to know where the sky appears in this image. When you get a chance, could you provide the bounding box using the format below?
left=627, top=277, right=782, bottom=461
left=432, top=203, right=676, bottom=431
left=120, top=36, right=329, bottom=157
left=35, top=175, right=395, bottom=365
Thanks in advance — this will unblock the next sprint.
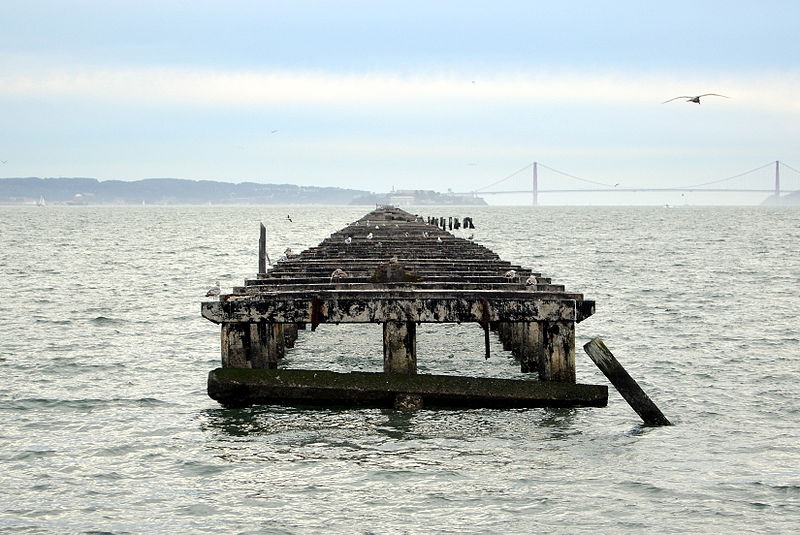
left=1, top=0, right=799, bottom=204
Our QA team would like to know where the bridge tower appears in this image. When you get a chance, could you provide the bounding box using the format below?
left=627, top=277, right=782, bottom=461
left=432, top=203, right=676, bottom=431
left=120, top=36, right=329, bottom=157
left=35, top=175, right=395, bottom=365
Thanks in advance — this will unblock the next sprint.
left=775, top=160, right=781, bottom=204
left=532, top=161, right=538, bottom=206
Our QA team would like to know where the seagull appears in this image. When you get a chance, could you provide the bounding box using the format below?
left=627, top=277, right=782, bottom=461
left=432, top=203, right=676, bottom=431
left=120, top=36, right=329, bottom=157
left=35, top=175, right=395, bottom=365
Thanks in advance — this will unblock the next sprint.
left=0, top=160, right=7, bottom=164
left=367, top=232, right=373, bottom=240
left=330, top=268, right=348, bottom=282
left=503, top=270, right=517, bottom=281
left=286, top=215, right=293, bottom=222
left=284, top=247, right=294, bottom=257
left=525, top=275, right=537, bottom=286
left=467, top=234, right=474, bottom=240
left=662, top=93, right=729, bottom=104
left=344, top=236, right=352, bottom=245
left=205, top=281, right=221, bottom=297
left=437, top=236, right=442, bottom=243
left=271, top=130, right=279, bottom=134
left=390, top=255, right=399, bottom=263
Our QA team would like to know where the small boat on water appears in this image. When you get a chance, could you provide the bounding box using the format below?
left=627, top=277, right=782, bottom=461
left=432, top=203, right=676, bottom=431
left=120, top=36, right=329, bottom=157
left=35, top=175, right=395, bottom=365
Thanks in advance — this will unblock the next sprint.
left=36, top=196, right=46, bottom=207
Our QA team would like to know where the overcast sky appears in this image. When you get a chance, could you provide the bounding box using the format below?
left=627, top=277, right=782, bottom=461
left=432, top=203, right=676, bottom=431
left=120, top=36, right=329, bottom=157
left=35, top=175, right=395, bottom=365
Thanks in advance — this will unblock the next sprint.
left=1, top=0, right=798, bottom=204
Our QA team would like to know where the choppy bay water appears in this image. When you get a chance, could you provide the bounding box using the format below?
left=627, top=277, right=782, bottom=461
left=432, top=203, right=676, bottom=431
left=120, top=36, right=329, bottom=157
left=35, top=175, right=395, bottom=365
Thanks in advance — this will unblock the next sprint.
left=0, top=204, right=798, bottom=534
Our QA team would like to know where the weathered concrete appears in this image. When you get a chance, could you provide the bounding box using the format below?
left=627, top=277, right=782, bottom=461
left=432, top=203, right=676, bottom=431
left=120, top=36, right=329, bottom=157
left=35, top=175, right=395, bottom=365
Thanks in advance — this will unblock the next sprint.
left=383, top=321, right=417, bottom=374
left=207, top=368, right=608, bottom=409
left=204, top=206, right=599, bottom=408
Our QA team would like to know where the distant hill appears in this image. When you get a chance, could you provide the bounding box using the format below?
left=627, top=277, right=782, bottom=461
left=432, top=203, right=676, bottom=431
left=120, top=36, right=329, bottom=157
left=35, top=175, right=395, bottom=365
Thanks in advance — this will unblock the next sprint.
left=0, top=177, right=370, bottom=205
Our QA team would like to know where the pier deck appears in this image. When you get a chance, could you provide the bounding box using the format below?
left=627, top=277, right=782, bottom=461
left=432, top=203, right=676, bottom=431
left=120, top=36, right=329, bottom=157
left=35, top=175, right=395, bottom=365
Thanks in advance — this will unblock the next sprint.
left=202, top=206, right=604, bottom=409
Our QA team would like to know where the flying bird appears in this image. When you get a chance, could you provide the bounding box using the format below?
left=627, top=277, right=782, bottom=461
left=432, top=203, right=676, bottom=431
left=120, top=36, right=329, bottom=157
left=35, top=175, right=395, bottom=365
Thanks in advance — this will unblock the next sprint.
left=662, top=93, right=729, bottom=104
left=0, top=160, right=7, bottom=164
left=286, top=215, right=292, bottom=222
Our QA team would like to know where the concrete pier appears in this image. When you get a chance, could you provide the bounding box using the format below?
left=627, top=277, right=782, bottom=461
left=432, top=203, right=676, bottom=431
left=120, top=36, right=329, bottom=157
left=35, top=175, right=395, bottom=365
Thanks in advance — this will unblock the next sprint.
left=202, top=206, right=600, bottom=409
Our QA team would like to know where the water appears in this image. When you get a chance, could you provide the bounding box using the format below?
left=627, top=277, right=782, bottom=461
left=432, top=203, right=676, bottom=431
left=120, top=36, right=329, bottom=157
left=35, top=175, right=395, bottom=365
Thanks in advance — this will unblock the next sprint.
left=1, top=205, right=798, bottom=534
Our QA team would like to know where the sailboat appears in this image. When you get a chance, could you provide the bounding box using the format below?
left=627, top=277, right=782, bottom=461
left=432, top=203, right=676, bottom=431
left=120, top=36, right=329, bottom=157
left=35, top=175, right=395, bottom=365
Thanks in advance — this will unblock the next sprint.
left=36, top=196, right=46, bottom=207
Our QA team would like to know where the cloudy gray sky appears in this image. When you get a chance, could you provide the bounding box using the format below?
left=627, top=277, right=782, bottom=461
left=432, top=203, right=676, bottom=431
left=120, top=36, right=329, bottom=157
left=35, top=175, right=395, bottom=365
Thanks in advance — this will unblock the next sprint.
left=1, top=0, right=798, bottom=204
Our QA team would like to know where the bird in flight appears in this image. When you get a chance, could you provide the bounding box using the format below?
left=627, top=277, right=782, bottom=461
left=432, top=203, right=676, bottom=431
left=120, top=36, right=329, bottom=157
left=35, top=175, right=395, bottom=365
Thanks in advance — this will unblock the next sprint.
left=0, top=160, right=7, bottom=164
left=286, top=214, right=293, bottom=222
left=662, top=93, right=729, bottom=104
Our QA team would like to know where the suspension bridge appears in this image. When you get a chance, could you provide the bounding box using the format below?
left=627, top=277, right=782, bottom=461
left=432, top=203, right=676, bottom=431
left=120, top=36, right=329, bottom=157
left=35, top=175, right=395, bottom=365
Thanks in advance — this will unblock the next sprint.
left=460, top=160, right=800, bottom=205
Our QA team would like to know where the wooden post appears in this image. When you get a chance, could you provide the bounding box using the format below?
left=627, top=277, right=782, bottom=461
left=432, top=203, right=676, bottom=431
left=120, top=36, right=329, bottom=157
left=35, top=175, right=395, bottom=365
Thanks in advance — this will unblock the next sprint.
left=539, top=320, right=576, bottom=382
left=383, top=321, right=417, bottom=374
left=519, top=321, right=543, bottom=373
left=583, top=337, right=671, bottom=426
left=258, top=223, right=268, bottom=277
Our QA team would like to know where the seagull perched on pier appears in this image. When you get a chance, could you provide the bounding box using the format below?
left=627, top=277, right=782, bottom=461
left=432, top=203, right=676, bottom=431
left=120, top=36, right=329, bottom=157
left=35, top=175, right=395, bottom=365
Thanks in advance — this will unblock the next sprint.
left=503, top=270, right=517, bottom=281
left=367, top=232, right=374, bottom=240
left=662, top=93, right=729, bottom=104
left=344, top=236, right=352, bottom=245
left=525, top=275, right=537, bottom=286
left=205, top=281, right=221, bottom=297
left=330, top=268, right=348, bottom=281
left=437, top=236, right=442, bottom=243
left=283, top=247, right=294, bottom=257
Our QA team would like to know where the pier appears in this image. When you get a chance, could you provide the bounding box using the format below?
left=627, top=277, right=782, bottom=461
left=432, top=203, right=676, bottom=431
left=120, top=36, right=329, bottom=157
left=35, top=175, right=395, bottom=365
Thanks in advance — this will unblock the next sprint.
left=202, top=206, right=606, bottom=409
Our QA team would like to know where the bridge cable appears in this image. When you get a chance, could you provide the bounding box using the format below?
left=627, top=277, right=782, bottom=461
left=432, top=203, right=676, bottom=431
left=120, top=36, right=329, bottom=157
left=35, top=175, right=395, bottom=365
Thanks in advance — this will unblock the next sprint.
left=681, top=162, right=774, bottom=188
left=475, top=162, right=533, bottom=192
left=537, top=163, right=618, bottom=188
left=779, top=161, right=800, bottom=175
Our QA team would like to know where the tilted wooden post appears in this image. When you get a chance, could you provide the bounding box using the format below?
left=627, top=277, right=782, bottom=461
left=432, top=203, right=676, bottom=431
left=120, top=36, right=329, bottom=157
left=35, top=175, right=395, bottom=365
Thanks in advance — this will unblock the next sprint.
left=583, top=337, right=671, bottom=426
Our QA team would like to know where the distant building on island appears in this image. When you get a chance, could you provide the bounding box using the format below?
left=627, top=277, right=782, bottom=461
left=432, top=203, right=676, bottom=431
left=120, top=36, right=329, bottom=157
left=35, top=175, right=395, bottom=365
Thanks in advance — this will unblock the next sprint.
left=351, top=188, right=487, bottom=206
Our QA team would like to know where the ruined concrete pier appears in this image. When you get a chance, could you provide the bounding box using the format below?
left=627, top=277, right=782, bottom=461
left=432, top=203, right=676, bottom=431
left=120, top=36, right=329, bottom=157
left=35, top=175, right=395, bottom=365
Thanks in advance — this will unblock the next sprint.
left=202, top=206, right=604, bottom=409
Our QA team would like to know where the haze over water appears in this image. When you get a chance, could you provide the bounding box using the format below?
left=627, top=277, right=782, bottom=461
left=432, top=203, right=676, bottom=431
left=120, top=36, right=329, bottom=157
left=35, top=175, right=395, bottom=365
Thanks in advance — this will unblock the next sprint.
left=1, top=205, right=798, bottom=534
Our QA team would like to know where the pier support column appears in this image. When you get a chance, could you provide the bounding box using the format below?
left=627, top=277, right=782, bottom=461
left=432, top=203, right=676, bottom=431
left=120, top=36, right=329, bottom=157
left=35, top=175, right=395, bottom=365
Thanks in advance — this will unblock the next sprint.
left=221, top=323, right=250, bottom=368
left=284, top=324, right=299, bottom=348
left=220, top=322, right=281, bottom=369
left=511, top=323, right=524, bottom=357
left=383, top=321, right=417, bottom=374
left=519, top=321, right=544, bottom=373
left=539, top=321, right=576, bottom=383
left=499, top=323, right=513, bottom=351
left=250, top=323, right=279, bottom=369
